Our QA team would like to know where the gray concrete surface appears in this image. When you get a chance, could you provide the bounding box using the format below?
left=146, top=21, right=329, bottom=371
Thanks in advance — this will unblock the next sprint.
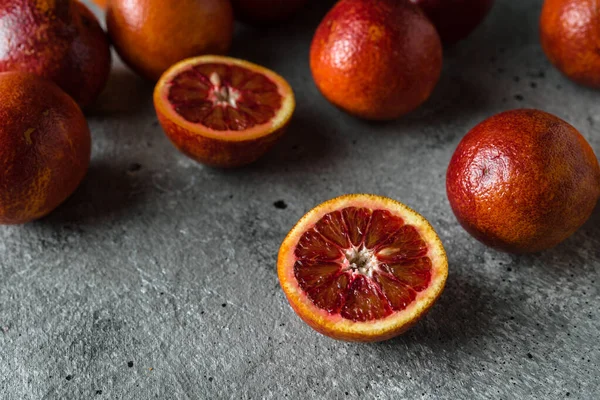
left=1, top=0, right=599, bottom=399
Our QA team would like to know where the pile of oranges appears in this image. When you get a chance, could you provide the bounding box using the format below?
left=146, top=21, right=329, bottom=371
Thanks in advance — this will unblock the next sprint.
left=0, top=0, right=598, bottom=341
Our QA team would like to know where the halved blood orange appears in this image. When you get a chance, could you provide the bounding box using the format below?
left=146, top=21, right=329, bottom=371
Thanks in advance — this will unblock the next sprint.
left=278, top=194, right=448, bottom=342
left=154, top=55, right=295, bottom=168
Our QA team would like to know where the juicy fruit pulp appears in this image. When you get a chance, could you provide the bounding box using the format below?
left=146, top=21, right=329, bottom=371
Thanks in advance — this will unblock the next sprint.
left=294, top=207, right=431, bottom=322
left=154, top=55, right=295, bottom=168
left=540, top=0, right=600, bottom=88
left=411, top=0, right=494, bottom=44
left=310, top=0, right=442, bottom=120
left=0, top=72, right=91, bottom=224
left=107, top=0, right=234, bottom=81
left=278, top=194, right=448, bottom=342
left=0, top=0, right=111, bottom=107
left=167, top=63, right=283, bottom=131
left=447, top=109, right=600, bottom=253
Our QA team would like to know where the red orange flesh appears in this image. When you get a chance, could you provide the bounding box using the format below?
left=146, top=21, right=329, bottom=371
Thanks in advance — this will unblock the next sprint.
left=447, top=109, right=600, bottom=253
left=310, top=0, right=442, bottom=120
left=540, top=0, right=600, bottom=88
left=278, top=194, right=448, bottom=342
left=0, top=72, right=91, bottom=224
left=0, top=0, right=112, bottom=107
left=154, top=55, right=295, bottom=168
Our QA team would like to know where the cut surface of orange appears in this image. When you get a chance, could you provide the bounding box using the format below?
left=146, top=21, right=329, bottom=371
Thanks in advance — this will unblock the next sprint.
left=154, top=55, right=295, bottom=167
left=278, top=194, right=448, bottom=342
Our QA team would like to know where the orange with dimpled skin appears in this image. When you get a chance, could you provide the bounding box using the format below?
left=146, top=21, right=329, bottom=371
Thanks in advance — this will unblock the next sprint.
left=447, top=109, right=600, bottom=253
left=278, top=194, right=448, bottom=342
left=540, top=0, right=600, bottom=88
left=107, top=0, right=234, bottom=82
left=0, top=0, right=112, bottom=108
left=310, top=0, right=442, bottom=120
left=0, top=72, right=91, bottom=225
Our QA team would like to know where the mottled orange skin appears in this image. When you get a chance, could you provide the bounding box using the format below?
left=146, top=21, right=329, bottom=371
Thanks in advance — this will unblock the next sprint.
left=231, top=0, right=308, bottom=24
left=540, top=0, right=600, bottom=88
left=310, top=0, right=442, bottom=120
left=447, top=109, right=600, bottom=253
left=411, top=0, right=494, bottom=44
left=0, top=0, right=112, bottom=108
left=155, top=112, right=289, bottom=168
left=107, top=0, right=234, bottom=81
left=92, top=0, right=107, bottom=7
left=0, top=72, right=91, bottom=225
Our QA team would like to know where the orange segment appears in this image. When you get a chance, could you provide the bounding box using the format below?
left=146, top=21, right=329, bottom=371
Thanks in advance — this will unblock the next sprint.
left=277, top=194, right=448, bottom=342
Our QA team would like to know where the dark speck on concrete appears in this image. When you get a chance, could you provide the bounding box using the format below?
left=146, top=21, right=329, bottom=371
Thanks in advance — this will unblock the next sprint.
left=530, top=82, right=537, bottom=88
left=209, top=377, right=214, bottom=382
left=352, top=140, right=357, bottom=145
left=527, top=353, right=533, bottom=359
left=566, top=393, right=570, bottom=397
left=128, top=163, right=142, bottom=173
left=222, top=303, right=227, bottom=308
left=65, top=375, right=72, bottom=381
left=274, top=200, right=287, bottom=209
left=514, top=95, right=524, bottom=101
left=128, top=361, right=134, bottom=368
left=507, top=268, right=512, bottom=272
left=96, top=390, right=102, bottom=395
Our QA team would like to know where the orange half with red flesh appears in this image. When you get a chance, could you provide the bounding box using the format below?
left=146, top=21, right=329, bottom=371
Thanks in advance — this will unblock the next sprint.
left=154, top=55, right=295, bottom=168
left=278, top=194, right=448, bottom=342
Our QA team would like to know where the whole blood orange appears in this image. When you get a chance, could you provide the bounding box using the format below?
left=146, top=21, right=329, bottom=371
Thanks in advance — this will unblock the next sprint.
left=310, top=0, right=442, bottom=120
left=410, top=0, right=494, bottom=44
left=154, top=55, right=295, bottom=168
left=107, top=0, right=234, bottom=81
left=0, top=72, right=91, bottom=225
left=540, top=0, right=600, bottom=88
left=278, top=194, right=448, bottom=342
left=447, top=109, right=600, bottom=253
left=231, top=0, right=308, bottom=24
left=0, top=0, right=112, bottom=108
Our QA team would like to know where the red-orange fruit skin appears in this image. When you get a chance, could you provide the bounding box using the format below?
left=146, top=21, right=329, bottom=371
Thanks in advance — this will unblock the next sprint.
left=285, top=290, right=434, bottom=342
left=0, top=0, right=112, bottom=108
left=540, top=0, right=600, bottom=88
left=0, top=72, right=91, bottom=225
left=155, top=110, right=288, bottom=168
left=231, top=0, right=308, bottom=24
left=92, top=0, right=108, bottom=7
left=411, top=0, right=494, bottom=44
left=447, top=109, right=600, bottom=253
left=309, top=0, right=442, bottom=120
left=107, top=0, right=234, bottom=81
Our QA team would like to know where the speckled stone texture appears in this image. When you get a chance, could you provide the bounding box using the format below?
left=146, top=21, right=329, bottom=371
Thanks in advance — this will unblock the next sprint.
left=0, top=0, right=598, bottom=399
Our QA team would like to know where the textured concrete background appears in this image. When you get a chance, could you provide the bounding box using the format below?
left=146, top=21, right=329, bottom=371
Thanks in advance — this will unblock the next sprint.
left=1, top=0, right=599, bottom=399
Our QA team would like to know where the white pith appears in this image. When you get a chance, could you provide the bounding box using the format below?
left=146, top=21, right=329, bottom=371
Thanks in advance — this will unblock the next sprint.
left=342, top=246, right=380, bottom=278
left=209, top=72, right=241, bottom=108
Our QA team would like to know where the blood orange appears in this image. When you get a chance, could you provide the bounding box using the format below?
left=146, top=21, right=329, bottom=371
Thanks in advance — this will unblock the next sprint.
left=278, top=194, right=448, bottom=342
left=154, top=55, right=295, bottom=168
